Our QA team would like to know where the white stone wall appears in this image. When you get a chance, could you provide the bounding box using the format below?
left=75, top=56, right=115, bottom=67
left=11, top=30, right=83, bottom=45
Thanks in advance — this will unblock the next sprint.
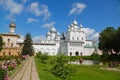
left=84, top=48, right=95, bottom=56
left=33, top=43, right=60, bottom=55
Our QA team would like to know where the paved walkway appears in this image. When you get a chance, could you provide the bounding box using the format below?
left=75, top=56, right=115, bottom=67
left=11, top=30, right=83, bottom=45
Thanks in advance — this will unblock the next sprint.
left=11, top=56, right=40, bottom=80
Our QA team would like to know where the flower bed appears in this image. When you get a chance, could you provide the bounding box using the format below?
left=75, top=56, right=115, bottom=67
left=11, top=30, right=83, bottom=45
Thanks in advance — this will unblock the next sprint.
left=0, top=55, right=29, bottom=80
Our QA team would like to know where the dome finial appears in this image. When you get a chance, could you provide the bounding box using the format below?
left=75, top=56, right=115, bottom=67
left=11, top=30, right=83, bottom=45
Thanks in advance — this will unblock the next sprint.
left=73, top=16, right=77, bottom=25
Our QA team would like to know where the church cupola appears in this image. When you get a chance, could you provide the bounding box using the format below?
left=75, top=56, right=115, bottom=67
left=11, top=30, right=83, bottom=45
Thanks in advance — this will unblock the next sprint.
left=50, top=26, right=56, bottom=33
left=46, top=31, right=51, bottom=36
left=80, top=24, right=83, bottom=28
left=9, top=22, right=16, bottom=33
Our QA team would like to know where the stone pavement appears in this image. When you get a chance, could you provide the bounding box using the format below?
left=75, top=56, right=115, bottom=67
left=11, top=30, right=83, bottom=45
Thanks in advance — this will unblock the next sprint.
left=11, top=56, right=40, bottom=80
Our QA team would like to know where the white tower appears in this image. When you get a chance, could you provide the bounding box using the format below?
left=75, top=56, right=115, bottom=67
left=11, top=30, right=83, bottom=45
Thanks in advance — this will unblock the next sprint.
left=9, top=22, right=16, bottom=33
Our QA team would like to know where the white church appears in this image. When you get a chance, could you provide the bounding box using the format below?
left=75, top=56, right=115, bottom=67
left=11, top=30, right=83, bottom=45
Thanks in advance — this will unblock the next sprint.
left=33, top=19, right=95, bottom=56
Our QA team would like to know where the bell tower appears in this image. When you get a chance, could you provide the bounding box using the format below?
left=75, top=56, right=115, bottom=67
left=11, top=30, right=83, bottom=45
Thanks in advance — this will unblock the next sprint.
left=9, top=22, right=16, bottom=33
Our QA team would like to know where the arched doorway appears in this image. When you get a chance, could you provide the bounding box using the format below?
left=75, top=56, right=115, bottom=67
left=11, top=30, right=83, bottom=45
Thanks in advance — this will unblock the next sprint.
left=75, top=51, right=79, bottom=56
left=70, top=52, right=72, bottom=56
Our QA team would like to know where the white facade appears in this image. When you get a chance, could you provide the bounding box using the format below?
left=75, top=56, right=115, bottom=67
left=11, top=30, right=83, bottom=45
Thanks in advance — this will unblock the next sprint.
left=33, top=20, right=95, bottom=56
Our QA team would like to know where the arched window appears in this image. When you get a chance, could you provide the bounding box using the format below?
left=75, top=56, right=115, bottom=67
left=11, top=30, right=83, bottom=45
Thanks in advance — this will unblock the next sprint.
left=9, top=52, right=11, bottom=55
left=72, top=37, right=74, bottom=40
left=11, top=42, right=13, bottom=47
left=82, top=37, right=83, bottom=40
left=3, top=52, right=5, bottom=55
left=70, top=52, right=72, bottom=56
left=8, top=38, right=10, bottom=42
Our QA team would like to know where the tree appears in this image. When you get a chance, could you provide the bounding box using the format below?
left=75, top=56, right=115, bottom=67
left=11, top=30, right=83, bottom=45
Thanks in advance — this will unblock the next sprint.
left=113, top=27, right=120, bottom=53
left=99, top=27, right=115, bottom=53
left=0, top=35, right=3, bottom=52
left=21, top=33, right=34, bottom=56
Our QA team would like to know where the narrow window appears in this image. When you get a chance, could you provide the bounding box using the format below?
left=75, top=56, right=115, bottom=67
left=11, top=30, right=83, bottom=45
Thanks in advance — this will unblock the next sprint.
left=9, top=52, right=11, bottom=55
left=3, top=52, right=5, bottom=55
left=8, top=38, right=10, bottom=42
left=70, top=52, right=72, bottom=56
left=11, top=43, right=13, bottom=47
left=72, top=37, right=74, bottom=40
left=81, top=52, right=82, bottom=56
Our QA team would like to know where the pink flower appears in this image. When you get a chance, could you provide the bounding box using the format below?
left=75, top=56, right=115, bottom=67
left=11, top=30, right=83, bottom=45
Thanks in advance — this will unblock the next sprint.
left=1, top=65, right=7, bottom=69
left=4, top=74, right=9, bottom=80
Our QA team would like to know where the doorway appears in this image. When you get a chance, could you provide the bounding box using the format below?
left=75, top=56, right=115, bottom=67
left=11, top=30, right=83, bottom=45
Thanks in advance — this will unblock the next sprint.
left=75, top=51, right=79, bottom=56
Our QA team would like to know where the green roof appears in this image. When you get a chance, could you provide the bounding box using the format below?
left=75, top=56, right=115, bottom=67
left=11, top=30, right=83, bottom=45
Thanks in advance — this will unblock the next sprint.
left=84, top=45, right=94, bottom=48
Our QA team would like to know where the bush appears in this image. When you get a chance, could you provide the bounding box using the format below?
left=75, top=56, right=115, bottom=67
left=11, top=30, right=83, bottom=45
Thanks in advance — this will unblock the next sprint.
left=0, top=67, right=7, bottom=80
left=51, top=55, right=75, bottom=80
left=69, top=56, right=80, bottom=61
left=36, top=51, right=48, bottom=63
left=91, top=53, right=101, bottom=60
left=36, top=51, right=42, bottom=58
left=101, top=53, right=109, bottom=61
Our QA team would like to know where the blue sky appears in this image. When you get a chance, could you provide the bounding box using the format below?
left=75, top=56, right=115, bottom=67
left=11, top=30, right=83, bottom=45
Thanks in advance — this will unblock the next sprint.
left=0, top=0, right=120, bottom=42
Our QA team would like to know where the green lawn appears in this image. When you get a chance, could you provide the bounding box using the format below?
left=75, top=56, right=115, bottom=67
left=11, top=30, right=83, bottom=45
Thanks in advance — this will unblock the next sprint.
left=35, top=57, right=120, bottom=80
left=35, top=57, right=60, bottom=80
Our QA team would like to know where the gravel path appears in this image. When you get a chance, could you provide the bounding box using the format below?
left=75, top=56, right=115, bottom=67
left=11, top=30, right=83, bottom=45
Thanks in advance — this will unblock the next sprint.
left=11, top=56, right=40, bottom=80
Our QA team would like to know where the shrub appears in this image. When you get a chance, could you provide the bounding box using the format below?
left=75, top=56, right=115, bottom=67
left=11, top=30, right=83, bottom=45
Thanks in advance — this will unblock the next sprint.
left=36, top=52, right=48, bottom=63
left=101, top=53, right=109, bottom=61
left=0, top=67, right=7, bottom=80
left=51, top=55, right=75, bottom=80
left=36, top=51, right=42, bottom=58
left=91, top=53, right=101, bottom=60
left=41, top=53, right=48, bottom=63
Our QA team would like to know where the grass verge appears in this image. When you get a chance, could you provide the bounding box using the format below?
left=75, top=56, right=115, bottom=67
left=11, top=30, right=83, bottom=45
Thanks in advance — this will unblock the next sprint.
left=34, top=57, right=60, bottom=80
left=35, top=56, right=120, bottom=80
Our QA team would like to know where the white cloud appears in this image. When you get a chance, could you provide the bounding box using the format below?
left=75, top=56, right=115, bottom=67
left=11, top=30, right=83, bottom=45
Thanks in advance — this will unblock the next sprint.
left=82, top=28, right=95, bottom=37
left=81, top=27, right=99, bottom=42
left=27, top=18, right=39, bottom=23
left=0, top=0, right=24, bottom=21
left=42, top=21, right=55, bottom=28
left=91, top=32, right=99, bottom=42
left=33, top=35, right=46, bottom=43
left=22, top=0, right=27, bottom=3
left=17, top=35, right=24, bottom=43
left=29, top=2, right=51, bottom=21
left=69, top=2, right=86, bottom=15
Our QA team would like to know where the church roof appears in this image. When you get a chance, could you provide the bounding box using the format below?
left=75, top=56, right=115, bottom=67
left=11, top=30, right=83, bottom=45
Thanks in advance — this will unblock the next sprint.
left=0, top=33, right=20, bottom=38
